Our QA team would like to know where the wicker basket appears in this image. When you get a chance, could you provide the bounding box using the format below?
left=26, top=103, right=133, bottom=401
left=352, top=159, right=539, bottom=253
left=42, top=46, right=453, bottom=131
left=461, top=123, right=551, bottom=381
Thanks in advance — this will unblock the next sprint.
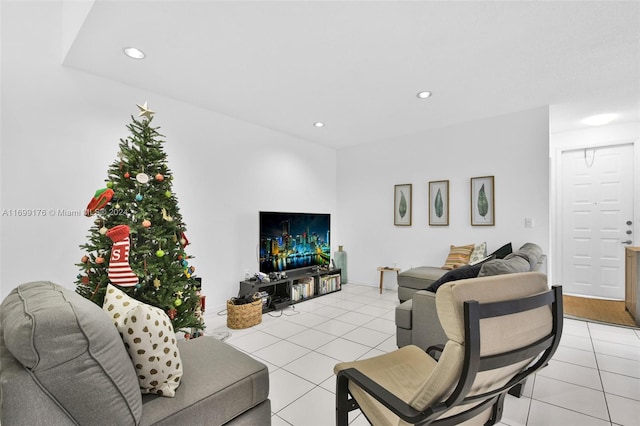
left=227, top=296, right=263, bottom=329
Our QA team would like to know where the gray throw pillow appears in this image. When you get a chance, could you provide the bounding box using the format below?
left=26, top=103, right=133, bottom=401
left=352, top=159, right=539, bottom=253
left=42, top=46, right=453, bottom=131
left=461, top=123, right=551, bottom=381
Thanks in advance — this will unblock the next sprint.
left=0, top=281, right=142, bottom=425
left=516, top=243, right=543, bottom=269
left=478, top=255, right=530, bottom=276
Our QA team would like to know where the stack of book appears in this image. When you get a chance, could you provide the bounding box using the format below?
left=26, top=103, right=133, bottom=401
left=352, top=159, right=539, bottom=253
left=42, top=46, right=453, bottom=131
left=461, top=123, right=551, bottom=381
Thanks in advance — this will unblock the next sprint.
left=292, top=277, right=315, bottom=302
left=319, top=274, right=341, bottom=295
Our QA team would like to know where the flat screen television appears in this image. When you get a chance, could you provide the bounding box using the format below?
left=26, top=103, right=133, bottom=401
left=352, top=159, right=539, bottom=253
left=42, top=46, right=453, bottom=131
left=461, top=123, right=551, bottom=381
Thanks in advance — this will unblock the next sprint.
left=259, top=211, right=331, bottom=273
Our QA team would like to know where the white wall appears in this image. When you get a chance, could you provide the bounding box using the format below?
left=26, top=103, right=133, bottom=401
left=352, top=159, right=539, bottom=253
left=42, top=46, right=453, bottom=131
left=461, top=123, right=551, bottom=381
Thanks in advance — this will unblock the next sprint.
left=335, top=107, right=550, bottom=288
left=0, top=1, right=337, bottom=313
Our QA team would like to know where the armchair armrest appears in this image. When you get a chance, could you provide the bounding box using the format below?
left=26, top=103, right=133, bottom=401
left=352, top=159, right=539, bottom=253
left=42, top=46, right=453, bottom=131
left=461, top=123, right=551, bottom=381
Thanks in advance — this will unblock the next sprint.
left=411, top=290, right=448, bottom=351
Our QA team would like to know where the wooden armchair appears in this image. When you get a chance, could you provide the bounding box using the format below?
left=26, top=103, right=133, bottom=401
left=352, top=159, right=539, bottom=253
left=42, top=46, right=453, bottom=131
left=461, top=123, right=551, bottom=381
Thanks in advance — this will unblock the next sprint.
left=335, top=272, right=562, bottom=425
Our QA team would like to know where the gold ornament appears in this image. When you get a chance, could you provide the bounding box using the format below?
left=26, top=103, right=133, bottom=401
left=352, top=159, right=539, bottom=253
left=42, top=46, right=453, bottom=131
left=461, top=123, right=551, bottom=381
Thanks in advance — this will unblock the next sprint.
left=162, top=208, right=173, bottom=222
left=136, top=101, right=155, bottom=119
left=153, top=278, right=161, bottom=289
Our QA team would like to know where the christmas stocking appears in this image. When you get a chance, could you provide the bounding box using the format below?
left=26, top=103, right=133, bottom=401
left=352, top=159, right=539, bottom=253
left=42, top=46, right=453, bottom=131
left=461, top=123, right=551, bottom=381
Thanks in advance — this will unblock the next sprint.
left=106, top=225, right=139, bottom=287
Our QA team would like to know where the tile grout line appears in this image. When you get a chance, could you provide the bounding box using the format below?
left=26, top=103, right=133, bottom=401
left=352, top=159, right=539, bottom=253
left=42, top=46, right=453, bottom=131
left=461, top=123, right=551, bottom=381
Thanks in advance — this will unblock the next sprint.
left=588, top=321, right=614, bottom=425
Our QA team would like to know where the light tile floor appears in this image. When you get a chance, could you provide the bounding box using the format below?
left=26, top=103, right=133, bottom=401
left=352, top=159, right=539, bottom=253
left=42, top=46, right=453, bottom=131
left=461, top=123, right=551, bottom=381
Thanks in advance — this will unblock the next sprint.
left=204, top=283, right=640, bottom=426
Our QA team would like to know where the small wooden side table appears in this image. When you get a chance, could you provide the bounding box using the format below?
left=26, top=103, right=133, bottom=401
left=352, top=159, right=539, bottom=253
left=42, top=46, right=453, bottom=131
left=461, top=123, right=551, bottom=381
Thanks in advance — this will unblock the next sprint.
left=377, top=267, right=401, bottom=294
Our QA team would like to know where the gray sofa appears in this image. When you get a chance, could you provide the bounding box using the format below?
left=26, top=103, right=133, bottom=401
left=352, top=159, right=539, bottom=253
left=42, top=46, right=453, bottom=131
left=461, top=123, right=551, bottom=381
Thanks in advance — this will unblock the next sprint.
left=396, top=243, right=546, bottom=351
left=0, top=281, right=271, bottom=426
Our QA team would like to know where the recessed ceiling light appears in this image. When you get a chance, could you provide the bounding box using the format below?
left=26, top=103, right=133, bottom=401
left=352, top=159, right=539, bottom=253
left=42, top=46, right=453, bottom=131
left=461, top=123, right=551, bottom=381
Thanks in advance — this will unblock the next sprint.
left=581, top=113, right=618, bottom=126
left=123, top=47, right=145, bottom=59
left=417, top=91, right=432, bottom=99
left=314, top=122, right=325, bottom=128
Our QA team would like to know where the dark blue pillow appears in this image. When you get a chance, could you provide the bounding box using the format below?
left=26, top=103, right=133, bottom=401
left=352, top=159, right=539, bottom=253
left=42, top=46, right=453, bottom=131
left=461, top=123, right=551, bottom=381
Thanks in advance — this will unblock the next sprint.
left=427, top=263, right=483, bottom=293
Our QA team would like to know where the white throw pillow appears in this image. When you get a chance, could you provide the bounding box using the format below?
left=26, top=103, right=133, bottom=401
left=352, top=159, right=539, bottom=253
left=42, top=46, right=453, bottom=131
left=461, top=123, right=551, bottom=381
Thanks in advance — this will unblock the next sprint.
left=469, top=242, right=488, bottom=264
left=103, top=284, right=183, bottom=397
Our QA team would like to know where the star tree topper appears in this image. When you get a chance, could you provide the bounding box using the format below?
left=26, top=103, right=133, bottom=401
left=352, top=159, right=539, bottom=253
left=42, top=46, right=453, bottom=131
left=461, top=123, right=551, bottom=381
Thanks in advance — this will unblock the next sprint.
left=137, top=101, right=155, bottom=119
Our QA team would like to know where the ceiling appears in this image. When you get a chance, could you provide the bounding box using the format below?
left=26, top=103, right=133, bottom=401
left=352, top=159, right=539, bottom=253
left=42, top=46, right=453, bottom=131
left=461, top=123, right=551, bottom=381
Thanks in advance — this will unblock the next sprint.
left=63, top=0, right=640, bottom=149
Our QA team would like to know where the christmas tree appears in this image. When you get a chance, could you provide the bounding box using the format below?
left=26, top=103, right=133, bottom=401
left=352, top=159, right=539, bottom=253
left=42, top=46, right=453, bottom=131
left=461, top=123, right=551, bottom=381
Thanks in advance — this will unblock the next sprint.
left=76, top=103, right=204, bottom=333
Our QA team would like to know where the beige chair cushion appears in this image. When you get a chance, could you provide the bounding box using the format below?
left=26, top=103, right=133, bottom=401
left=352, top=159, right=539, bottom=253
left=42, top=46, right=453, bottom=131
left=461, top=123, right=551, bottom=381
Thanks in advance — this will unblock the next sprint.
left=435, top=272, right=552, bottom=411
left=335, top=345, right=437, bottom=426
left=436, top=272, right=550, bottom=350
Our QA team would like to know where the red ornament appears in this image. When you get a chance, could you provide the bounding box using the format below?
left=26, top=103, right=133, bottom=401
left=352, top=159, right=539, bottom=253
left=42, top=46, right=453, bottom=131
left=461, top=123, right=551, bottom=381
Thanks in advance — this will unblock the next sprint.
left=155, top=173, right=164, bottom=182
left=142, top=219, right=151, bottom=228
left=180, top=232, right=190, bottom=247
left=167, top=308, right=177, bottom=320
left=95, top=256, right=105, bottom=264
left=124, top=172, right=130, bottom=179
left=81, top=276, right=90, bottom=284
left=81, top=255, right=89, bottom=263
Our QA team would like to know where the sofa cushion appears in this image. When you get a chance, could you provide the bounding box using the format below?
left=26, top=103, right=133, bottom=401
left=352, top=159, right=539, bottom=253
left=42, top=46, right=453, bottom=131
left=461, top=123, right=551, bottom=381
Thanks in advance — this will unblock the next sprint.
left=427, top=263, right=483, bottom=292
left=0, top=281, right=142, bottom=425
left=489, top=242, right=512, bottom=259
left=103, top=284, right=183, bottom=397
left=442, top=244, right=475, bottom=270
left=139, top=337, right=270, bottom=426
left=395, top=299, right=413, bottom=330
left=398, top=266, right=448, bottom=290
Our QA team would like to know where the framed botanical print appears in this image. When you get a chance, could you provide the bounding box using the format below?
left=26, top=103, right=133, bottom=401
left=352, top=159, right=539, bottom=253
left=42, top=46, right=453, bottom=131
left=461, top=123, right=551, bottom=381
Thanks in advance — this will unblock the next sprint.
left=429, top=180, right=449, bottom=226
left=471, top=176, right=495, bottom=226
left=394, top=184, right=412, bottom=226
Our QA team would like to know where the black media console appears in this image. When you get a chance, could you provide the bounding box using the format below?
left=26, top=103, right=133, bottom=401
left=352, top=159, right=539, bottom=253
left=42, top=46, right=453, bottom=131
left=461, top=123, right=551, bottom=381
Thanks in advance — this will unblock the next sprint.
left=237, top=267, right=342, bottom=313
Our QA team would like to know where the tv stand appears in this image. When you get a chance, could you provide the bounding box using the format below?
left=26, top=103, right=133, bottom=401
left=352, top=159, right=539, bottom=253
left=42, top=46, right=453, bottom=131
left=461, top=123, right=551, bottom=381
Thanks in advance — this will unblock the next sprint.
left=238, top=267, right=342, bottom=313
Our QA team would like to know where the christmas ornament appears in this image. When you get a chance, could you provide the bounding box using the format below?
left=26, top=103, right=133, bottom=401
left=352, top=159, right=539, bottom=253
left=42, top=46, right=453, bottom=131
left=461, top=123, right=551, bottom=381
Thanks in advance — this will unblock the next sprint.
left=106, top=225, right=139, bottom=287
left=81, top=255, right=89, bottom=263
left=136, top=101, right=155, bottom=119
left=165, top=190, right=172, bottom=198
left=181, top=260, right=188, bottom=267
left=135, top=193, right=143, bottom=201
left=95, top=256, right=105, bottom=264
left=153, top=278, right=161, bottom=289
left=106, top=181, right=113, bottom=188
left=155, top=173, right=164, bottom=182
left=175, top=291, right=183, bottom=298
left=81, top=276, right=90, bottom=285
left=136, top=172, right=150, bottom=184
left=85, top=188, right=114, bottom=216
left=124, top=172, right=130, bottom=179
left=161, top=208, right=173, bottom=222
left=156, top=249, right=165, bottom=257
left=174, top=298, right=182, bottom=307
left=167, top=309, right=177, bottom=320
left=99, top=226, right=108, bottom=235
left=142, top=219, right=151, bottom=228
left=180, top=232, right=190, bottom=247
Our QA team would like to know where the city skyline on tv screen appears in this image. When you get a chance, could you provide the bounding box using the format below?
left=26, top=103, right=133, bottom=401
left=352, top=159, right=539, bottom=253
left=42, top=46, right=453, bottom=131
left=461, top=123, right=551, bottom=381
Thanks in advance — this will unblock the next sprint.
left=259, top=211, right=331, bottom=273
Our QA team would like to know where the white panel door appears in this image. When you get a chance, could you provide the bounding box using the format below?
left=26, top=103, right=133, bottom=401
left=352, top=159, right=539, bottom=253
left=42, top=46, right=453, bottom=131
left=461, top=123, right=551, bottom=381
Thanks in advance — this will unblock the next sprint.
left=561, top=144, right=634, bottom=299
